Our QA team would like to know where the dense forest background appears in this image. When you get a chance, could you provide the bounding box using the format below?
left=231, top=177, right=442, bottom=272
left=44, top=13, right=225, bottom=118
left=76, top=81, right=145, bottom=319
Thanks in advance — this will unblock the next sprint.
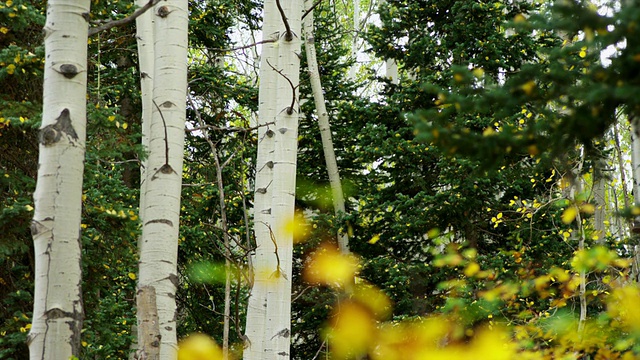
left=2, top=0, right=640, bottom=359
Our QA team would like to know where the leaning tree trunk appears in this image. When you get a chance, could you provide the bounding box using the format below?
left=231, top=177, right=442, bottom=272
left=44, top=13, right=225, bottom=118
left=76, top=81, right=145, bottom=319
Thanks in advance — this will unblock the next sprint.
left=137, top=1, right=188, bottom=359
left=28, top=1, right=91, bottom=358
left=244, top=0, right=303, bottom=359
left=303, top=1, right=350, bottom=254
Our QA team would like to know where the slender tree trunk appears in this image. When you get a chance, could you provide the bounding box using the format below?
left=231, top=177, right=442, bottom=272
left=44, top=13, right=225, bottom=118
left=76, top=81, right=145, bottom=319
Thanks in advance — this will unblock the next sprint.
left=137, top=1, right=188, bottom=359
left=303, top=1, right=350, bottom=254
left=28, top=1, right=91, bottom=358
left=612, top=119, right=631, bottom=235
left=134, top=2, right=161, bottom=358
left=244, top=0, right=303, bottom=358
left=349, top=0, right=360, bottom=80
left=630, top=113, right=640, bottom=280
left=593, top=157, right=607, bottom=244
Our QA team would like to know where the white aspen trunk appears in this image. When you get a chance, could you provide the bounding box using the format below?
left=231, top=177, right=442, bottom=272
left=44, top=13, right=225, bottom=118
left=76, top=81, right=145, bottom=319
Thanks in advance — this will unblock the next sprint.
left=134, top=5, right=160, bottom=357
left=303, top=2, right=350, bottom=254
left=137, top=1, right=188, bottom=359
left=349, top=0, right=360, bottom=80
left=28, top=1, right=90, bottom=358
left=385, top=59, right=398, bottom=85
left=136, top=0, right=155, bottom=225
left=244, top=0, right=303, bottom=359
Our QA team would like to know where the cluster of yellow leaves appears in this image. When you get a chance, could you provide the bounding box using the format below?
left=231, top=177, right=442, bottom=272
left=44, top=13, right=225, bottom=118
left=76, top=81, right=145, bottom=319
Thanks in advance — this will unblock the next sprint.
left=304, top=239, right=640, bottom=359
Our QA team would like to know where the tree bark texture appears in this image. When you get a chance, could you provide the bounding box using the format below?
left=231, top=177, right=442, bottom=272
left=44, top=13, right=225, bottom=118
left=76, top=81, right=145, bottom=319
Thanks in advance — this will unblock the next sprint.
left=244, top=0, right=303, bottom=359
left=28, top=1, right=91, bottom=358
left=137, top=1, right=188, bottom=359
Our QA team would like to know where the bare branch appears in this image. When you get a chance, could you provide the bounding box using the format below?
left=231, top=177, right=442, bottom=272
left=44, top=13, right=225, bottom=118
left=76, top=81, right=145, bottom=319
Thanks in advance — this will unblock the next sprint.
left=88, top=0, right=160, bottom=37
left=301, top=0, right=324, bottom=21
left=266, top=59, right=298, bottom=115
left=201, top=39, right=277, bottom=53
left=186, top=122, right=274, bottom=133
left=275, top=0, right=294, bottom=41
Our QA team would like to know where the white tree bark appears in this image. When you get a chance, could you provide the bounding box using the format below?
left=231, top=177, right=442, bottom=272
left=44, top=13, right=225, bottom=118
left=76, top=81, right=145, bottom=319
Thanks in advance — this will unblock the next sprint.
left=244, top=0, right=303, bottom=359
left=303, top=2, right=350, bottom=254
left=28, top=1, right=90, bottom=358
left=386, top=59, right=399, bottom=84
left=135, top=1, right=160, bottom=358
left=137, top=1, right=188, bottom=359
left=349, top=0, right=360, bottom=80
left=136, top=0, right=155, bottom=225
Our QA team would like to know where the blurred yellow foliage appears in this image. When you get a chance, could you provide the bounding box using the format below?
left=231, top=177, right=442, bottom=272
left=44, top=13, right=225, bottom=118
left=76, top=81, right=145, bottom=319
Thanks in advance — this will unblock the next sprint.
left=178, top=333, right=223, bottom=360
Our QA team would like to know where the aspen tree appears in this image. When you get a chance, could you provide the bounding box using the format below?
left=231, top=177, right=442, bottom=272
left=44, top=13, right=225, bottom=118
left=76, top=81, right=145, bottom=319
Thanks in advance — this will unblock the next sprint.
left=136, top=1, right=188, bottom=359
left=244, top=0, right=303, bottom=358
left=28, top=1, right=91, bottom=358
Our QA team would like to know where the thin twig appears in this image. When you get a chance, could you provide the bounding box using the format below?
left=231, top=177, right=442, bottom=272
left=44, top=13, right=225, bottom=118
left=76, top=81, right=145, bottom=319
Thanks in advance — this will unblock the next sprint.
left=186, top=122, right=274, bottom=133
left=275, top=0, right=293, bottom=41
left=302, top=0, right=324, bottom=20
left=152, top=100, right=170, bottom=167
left=265, top=59, right=298, bottom=115
left=88, top=0, right=160, bottom=36
left=202, top=39, right=278, bottom=53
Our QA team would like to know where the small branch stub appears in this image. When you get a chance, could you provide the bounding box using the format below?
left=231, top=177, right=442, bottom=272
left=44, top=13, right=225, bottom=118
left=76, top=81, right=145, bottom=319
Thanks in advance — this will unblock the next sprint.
left=38, top=109, right=78, bottom=146
left=157, top=5, right=169, bottom=18
left=58, top=64, right=79, bottom=79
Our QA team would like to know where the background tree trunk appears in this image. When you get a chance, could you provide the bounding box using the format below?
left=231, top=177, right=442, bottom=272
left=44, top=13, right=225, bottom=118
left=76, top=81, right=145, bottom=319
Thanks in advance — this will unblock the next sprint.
left=303, top=1, right=350, bottom=254
left=28, top=1, right=91, bottom=358
left=137, top=1, right=188, bottom=359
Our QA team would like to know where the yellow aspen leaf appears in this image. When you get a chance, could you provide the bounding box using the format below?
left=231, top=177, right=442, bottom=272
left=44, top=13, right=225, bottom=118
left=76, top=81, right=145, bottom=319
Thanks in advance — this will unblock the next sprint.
left=472, top=68, right=484, bottom=78
left=283, top=213, right=309, bottom=243
left=6, top=64, right=15, bottom=75
left=303, top=244, right=358, bottom=288
left=483, top=127, right=495, bottom=136
left=514, top=13, right=527, bottom=23
left=464, top=262, right=480, bottom=277
left=128, top=273, right=136, bottom=280
left=122, top=122, right=128, bottom=130
left=324, top=301, right=375, bottom=358
left=580, top=203, right=595, bottom=214
left=352, top=284, right=392, bottom=320
left=368, top=234, right=380, bottom=244
left=561, top=207, right=578, bottom=224
left=520, top=81, right=536, bottom=95
left=178, top=333, right=223, bottom=360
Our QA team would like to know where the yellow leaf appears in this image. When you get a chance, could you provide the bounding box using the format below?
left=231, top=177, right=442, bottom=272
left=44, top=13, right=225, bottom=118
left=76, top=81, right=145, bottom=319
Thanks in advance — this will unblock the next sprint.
left=520, top=81, right=536, bottom=95
left=6, top=64, right=15, bottom=75
left=178, top=333, right=223, bottom=360
left=580, top=203, right=595, bottom=214
left=472, top=68, right=484, bottom=78
left=303, top=244, right=358, bottom=288
left=108, top=115, right=115, bottom=122
left=283, top=213, right=309, bottom=244
left=514, top=13, right=527, bottom=23
left=324, top=301, right=375, bottom=358
left=368, top=234, right=380, bottom=244
left=464, top=262, right=481, bottom=277
left=352, top=284, right=392, bottom=320
left=561, top=207, right=578, bottom=224
left=122, top=122, right=128, bottom=130
left=24, top=204, right=33, bottom=211
left=128, top=273, right=136, bottom=280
